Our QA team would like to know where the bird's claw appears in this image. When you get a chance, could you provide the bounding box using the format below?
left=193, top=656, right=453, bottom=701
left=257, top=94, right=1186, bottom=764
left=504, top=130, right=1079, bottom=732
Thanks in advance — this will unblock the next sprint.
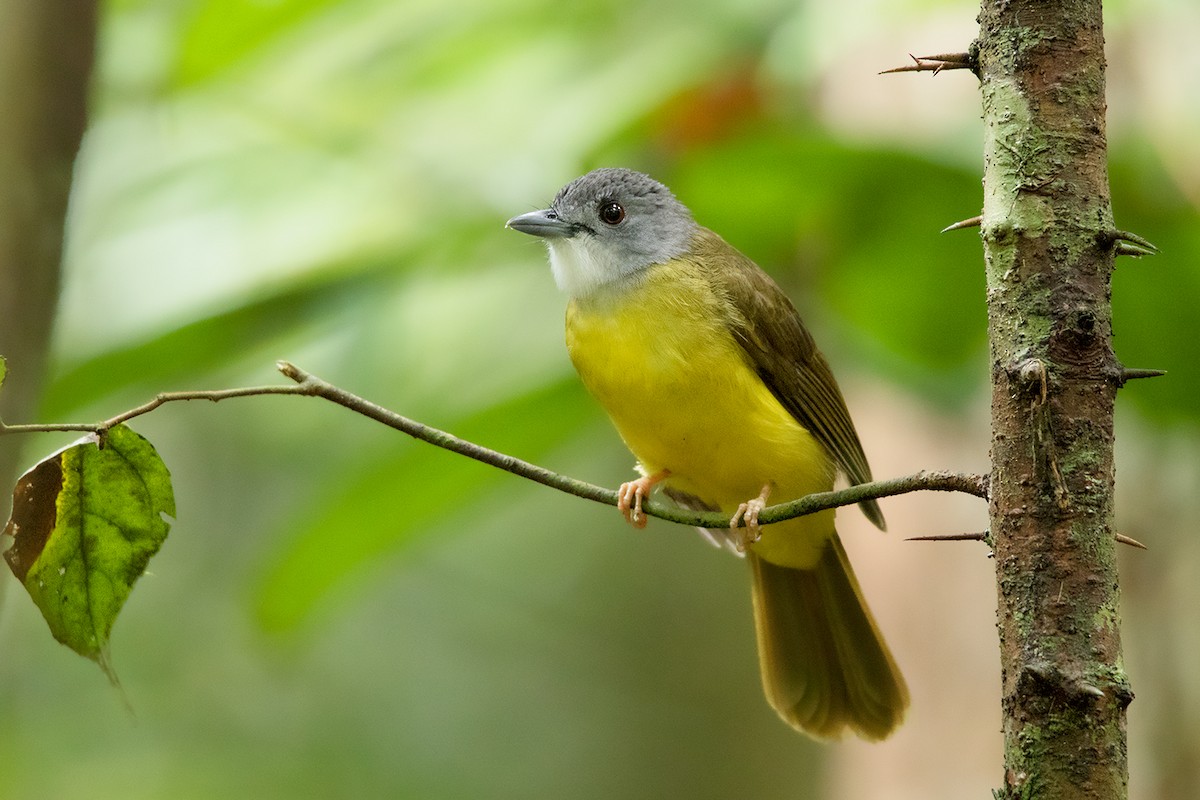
left=730, top=483, right=773, bottom=551
left=617, top=470, right=670, bottom=529
left=617, top=480, right=651, bottom=529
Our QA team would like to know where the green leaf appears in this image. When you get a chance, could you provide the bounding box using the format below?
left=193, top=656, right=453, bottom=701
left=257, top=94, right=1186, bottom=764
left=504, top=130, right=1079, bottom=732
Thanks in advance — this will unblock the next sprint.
left=0, top=354, right=7, bottom=389
left=2, top=424, right=175, bottom=678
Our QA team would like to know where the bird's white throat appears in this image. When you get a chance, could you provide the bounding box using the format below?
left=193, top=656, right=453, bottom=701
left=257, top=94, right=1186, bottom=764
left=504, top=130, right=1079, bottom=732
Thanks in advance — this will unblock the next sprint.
left=546, top=236, right=638, bottom=298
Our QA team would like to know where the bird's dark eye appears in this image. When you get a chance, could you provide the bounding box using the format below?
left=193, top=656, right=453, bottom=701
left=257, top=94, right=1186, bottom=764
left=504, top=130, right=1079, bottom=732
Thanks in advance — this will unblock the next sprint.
left=599, top=201, right=625, bottom=225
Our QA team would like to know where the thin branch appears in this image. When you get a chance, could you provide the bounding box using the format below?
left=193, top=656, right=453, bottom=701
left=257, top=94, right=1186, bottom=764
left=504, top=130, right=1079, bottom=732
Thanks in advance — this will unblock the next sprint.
left=274, top=362, right=987, bottom=526
left=749, top=470, right=987, bottom=527
left=0, top=384, right=311, bottom=435
left=273, top=361, right=621, bottom=509
left=0, top=360, right=989, bottom=530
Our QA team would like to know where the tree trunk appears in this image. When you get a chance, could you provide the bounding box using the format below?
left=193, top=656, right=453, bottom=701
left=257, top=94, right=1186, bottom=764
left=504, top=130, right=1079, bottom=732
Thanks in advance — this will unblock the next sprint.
left=0, top=0, right=96, bottom=497
left=979, top=0, right=1131, bottom=797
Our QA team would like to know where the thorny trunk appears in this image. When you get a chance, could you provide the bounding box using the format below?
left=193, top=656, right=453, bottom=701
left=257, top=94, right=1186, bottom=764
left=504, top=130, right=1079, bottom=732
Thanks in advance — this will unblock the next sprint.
left=979, top=0, right=1131, bottom=797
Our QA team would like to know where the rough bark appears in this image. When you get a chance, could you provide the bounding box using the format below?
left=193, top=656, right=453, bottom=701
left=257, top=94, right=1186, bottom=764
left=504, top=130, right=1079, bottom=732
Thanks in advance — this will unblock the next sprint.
left=0, top=0, right=96, bottom=502
left=978, top=0, right=1130, bottom=797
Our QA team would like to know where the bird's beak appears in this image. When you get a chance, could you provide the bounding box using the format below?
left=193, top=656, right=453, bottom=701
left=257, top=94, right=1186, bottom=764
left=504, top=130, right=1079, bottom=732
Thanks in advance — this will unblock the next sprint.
left=506, top=209, right=575, bottom=239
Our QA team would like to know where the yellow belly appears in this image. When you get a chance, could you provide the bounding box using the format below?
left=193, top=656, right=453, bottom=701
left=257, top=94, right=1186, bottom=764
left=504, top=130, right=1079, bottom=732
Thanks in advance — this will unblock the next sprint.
left=566, top=259, right=836, bottom=568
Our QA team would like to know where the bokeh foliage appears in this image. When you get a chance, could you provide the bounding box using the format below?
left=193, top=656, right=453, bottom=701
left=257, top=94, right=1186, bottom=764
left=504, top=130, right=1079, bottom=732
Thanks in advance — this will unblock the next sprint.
left=2, top=0, right=1196, bottom=797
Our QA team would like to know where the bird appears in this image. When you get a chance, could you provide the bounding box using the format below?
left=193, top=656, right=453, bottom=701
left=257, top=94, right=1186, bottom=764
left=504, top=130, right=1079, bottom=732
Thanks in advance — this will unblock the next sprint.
left=507, top=167, right=908, bottom=740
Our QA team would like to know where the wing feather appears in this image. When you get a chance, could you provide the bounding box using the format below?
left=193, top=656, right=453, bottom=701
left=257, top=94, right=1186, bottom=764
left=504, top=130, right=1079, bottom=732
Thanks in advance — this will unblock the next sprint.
left=687, top=228, right=885, bottom=530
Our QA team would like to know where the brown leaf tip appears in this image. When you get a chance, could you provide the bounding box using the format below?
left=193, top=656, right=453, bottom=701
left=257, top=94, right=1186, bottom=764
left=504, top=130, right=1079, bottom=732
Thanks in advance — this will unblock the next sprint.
left=3, top=455, right=65, bottom=583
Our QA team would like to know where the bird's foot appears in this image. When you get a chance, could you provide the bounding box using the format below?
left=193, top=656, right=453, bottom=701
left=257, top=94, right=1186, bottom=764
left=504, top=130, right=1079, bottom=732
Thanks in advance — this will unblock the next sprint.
left=617, top=469, right=670, bottom=529
left=730, top=483, right=773, bottom=551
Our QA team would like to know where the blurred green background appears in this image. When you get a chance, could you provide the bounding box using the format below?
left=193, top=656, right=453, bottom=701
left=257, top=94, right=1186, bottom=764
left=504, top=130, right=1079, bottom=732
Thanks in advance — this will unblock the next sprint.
left=2, top=0, right=1198, bottom=797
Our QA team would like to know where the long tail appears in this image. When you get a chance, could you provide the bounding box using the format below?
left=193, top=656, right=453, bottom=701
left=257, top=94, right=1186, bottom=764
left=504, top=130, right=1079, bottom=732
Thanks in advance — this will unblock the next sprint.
left=748, top=533, right=909, bottom=740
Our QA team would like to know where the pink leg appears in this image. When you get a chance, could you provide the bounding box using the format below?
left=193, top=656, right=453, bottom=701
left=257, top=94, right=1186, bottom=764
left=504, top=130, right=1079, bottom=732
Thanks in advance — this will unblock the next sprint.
left=617, top=469, right=670, bottom=529
left=730, top=483, right=773, bottom=549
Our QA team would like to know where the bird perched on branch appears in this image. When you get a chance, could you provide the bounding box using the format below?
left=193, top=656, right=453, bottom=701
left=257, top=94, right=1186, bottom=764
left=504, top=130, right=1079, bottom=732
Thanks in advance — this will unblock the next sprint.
left=508, top=168, right=907, bottom=740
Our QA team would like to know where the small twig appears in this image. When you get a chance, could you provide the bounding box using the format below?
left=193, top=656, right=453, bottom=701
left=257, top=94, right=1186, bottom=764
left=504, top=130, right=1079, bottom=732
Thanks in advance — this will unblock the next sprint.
left=941, top=214, right=982, bottom=234
left=0, top=383, right=313, bottom=435
left=880, top=52, right=976, bottom=76
left=0, top=361, right=991, bottom=531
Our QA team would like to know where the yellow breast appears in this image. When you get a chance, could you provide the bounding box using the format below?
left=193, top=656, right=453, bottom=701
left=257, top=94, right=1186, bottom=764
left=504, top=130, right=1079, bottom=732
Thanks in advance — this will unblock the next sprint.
left=565, top=258, right=836, bottom=567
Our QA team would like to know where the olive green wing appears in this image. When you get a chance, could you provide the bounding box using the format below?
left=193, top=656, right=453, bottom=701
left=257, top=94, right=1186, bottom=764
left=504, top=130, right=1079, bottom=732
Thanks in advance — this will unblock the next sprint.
left=691, top=228, right=885, bottom=530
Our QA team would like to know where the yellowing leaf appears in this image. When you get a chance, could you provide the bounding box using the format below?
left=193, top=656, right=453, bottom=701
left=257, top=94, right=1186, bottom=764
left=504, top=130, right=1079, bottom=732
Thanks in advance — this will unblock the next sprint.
left=2, top=424, right=175, bottom=678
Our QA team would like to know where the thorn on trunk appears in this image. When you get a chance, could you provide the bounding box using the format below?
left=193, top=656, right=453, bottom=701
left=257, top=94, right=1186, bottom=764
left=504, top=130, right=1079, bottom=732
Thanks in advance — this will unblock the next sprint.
left=1119, top=368, right=1166, bottom=385
left=1115, top=533, right=1148, bottom=550
left=1098, top=229, right=1159, bottom=257
left=906, top=531, right=992, bottom=547
left=941, top=214, right=982, bottom=233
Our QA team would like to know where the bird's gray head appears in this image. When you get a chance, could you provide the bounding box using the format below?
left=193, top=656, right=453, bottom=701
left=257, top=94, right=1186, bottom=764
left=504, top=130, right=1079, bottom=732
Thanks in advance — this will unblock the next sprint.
left=506, top=168, right=697, bottom=297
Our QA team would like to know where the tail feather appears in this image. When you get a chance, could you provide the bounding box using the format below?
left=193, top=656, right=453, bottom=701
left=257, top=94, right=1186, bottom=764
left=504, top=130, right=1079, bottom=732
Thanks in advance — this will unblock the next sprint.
left=748, top=534, right=908, bottom=740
